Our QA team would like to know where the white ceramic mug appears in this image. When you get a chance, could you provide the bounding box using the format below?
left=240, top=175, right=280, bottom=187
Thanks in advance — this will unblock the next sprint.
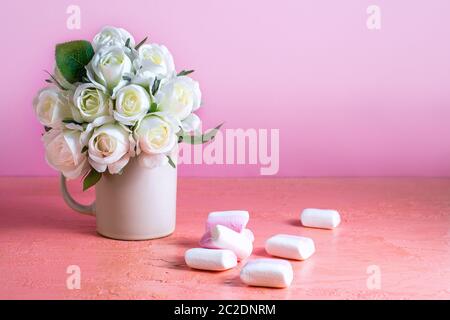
left=60, top=157, right=177, bottom=240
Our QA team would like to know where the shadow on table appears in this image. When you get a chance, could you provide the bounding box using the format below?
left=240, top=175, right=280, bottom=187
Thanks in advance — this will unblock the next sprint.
left=224, top=275, right=247, bottom=288
left=252, top=247, right=271, bottom=258
left=286, top=218, right=302, bottom=227
left=172, top=237, right=199, bottom=249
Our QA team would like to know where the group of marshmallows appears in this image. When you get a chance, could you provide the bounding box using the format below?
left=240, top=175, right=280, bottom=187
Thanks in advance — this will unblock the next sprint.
left=184, top=208, right=341, bottom=288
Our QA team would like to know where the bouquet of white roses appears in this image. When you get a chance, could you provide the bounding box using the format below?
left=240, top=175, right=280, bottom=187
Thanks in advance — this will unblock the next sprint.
left=34, top=26, right=220, bottom=190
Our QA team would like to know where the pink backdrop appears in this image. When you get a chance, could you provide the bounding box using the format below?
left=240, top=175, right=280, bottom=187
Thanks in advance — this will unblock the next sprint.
left=0, top=0, right=449, bottom=177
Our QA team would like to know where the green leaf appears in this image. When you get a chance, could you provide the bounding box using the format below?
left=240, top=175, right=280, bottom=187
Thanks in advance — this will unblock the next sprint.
left=151, top=78, right=161, bottom=96
left=167, top=155, right=176, bottom=168
left=149, top=102, right=158, bottom=113
left=177, top=69, right=194, bottom=76
left=83, top=169, right=102, bottom=191
left=178, top=123, right=224, bottom=145
left=125, top=38, right=131, bottom=48
left=81, top=146, right=88, bottom=153
left=135, top=36, right=148, bottom=50
left=55, top=40, right=94, bottom=84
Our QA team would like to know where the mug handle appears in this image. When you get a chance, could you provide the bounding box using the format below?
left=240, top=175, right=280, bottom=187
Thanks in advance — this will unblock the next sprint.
left=60, top=174, right=95, bottom=216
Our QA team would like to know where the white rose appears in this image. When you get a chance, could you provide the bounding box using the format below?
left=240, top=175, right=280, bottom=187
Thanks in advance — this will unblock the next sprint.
left=73, top=83, right=112, bottom=122
left=92, top=26, right=135, bottom=51
left=131, top=69, right=156, bottom=91
left=154, top=76, right=201, bottom=131
left=43, top=128, right=89, bottom=179
left=88, top=123, right=134, bottom=174
left=135, top=113, right=179, bottom=154
left=114, top=84, right=150, bottom=125
left=133, top=44, right=175, bottom=79
left=135, top=113, right=179, bottom=168
left=180, top=113, right=201, bottom=133
left=33, top=87, right=73, bottom=127
left=138, top=146, right=178, bottom=169
left=80, top=115, right=114, bottom=146
left=86, top=45, right=132, bottom=96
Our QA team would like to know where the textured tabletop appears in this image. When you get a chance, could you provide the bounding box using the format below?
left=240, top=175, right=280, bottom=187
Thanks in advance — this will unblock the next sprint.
left=0, top=177, right=449, bottom=299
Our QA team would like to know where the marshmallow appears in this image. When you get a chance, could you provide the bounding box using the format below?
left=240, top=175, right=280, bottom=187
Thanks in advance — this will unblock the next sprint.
left=265, top=234, right=315, bottom=260
left=211, top=225, right=253, bottom=260
left=199, top=232, right=218, bottom=249
left=300, top=208, right=341, bottom=229
left=206, top=210, right=249, bottom=233
left=185, top=248, right=237, bottom=271
left=240, top=259, right=293, bottom=288
left=200, top=228, right=254, bottom=248
left=242, top=228, right=255, bottom=242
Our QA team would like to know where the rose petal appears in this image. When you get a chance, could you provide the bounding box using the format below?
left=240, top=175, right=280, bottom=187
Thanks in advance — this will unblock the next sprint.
left=88, top=158, right=107, bottom=173
left=108, top=155, right=129, bottom=174
left=181, top=113, right=201, bottom=133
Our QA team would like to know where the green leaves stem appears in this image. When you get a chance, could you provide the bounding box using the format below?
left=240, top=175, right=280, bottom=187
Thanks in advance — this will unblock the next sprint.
left=167, top=155, right=176, bottom=168
left=135, top=37, right=148, bottom=50
left=178, top=123, right=224, bottom=145
left=177, top=70, right=194, bottom=76
left=83, top=169, right=102, bottom=191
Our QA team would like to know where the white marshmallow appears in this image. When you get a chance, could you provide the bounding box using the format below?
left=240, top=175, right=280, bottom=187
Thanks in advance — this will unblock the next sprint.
left=242, top=228, right=255, bottom=242
left=185, top=248, right=237, bottom=271
left=199, top=228, right=254, bottom=249
left=240, top=259, right=293, bottom=288
left=265, top=234, right=315, bottom=260
left=211, top=225, right=253, bottom=260
left=300, top=208, right=341, bottom=229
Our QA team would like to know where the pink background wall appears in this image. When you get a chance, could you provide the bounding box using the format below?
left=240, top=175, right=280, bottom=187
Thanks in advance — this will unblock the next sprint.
left=0, top=0, right=449, bottom=177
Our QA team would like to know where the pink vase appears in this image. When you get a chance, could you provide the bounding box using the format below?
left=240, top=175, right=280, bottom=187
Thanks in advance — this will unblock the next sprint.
left=60, top=156, right=177, bottom=240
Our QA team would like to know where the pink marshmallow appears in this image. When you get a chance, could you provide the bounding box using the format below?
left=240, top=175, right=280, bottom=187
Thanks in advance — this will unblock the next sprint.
left=205, top=210, right=249, bottom=233
left=199, top=231, right=219, bottom=249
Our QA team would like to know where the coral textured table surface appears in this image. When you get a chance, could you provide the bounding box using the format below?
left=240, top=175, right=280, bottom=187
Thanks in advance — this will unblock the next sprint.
left=0, top=177, right=449, bottom=300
